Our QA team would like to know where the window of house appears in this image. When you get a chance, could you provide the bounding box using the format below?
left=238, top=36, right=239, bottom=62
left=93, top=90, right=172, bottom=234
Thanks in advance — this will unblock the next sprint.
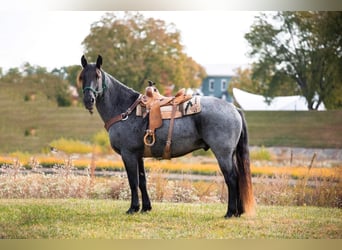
left=221, top=79, right=227, bottom=91
left=209, top=79, right=215, bottom=92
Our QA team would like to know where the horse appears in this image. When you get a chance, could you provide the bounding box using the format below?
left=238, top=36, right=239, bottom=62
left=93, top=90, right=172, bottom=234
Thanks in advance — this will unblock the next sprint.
left=79, top=55, right=255, bottom=218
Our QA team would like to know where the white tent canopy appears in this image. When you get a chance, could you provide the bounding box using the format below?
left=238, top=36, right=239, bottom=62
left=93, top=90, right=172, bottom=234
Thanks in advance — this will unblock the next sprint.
left=232, top=88, right=326, bottom=111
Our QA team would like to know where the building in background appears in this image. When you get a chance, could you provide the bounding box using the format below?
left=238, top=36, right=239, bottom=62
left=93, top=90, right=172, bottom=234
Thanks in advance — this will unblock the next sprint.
left=233, top=88, right=326, bottom=111
left=200, top=64, right=236, bottom=102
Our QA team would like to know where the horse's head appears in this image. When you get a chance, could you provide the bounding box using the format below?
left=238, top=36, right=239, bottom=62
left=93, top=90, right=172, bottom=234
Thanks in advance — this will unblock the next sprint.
left=79, top=55, right=105, bottom=114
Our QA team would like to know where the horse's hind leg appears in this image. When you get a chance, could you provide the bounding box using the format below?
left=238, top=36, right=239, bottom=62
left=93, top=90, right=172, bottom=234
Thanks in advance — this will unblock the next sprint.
left=215, top=150, right=240, bottom=218
left=138, top=157, right=152, bottom=212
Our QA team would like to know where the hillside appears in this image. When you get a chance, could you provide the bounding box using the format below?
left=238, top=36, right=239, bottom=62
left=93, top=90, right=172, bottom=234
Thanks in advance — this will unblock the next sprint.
left=0, top=82, right=103, bottom=153
left=0, top=82, right=341, bottom=153
left=245, top=111, right=342, bottom=148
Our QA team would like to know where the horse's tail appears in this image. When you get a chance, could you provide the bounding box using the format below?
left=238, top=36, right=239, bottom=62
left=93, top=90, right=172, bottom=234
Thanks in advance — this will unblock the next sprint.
left=236, top=109, right=256, bottom=216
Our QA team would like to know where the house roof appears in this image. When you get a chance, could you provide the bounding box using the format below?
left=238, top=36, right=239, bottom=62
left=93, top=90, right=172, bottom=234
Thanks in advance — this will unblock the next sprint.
left=204, top=64, right=248, bottom=76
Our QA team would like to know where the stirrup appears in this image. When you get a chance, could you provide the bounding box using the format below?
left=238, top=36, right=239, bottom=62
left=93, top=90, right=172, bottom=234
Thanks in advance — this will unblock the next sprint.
left=144, top=130, right=156, bottom=146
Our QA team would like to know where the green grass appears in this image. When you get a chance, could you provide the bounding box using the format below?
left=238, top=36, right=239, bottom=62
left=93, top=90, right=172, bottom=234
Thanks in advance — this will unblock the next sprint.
left=0, top=82, right=103, bottom=153
left=0, top=81, right=341, bottom=153
left=245, top=111, right=342, bottom=148
left=0, top=199, right=341, bottom=239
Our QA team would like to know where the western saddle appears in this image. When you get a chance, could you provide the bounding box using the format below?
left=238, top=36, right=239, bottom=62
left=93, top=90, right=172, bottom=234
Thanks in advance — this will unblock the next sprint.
left=139, top=81, right=200, bottom=159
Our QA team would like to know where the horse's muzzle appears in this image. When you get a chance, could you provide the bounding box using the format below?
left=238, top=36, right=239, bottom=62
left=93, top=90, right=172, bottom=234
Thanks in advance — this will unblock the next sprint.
left=83, top=91, right=95, bottom=114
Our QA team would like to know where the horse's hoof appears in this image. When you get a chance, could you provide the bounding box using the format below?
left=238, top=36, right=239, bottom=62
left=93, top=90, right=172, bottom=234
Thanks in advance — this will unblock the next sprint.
left=224, top=213, right=233, bottom=219
left=225, top=211, right=239, bottom=219
left=126, top=206, right=140, bottom=214
left=141, top=206, right=152, bottom=213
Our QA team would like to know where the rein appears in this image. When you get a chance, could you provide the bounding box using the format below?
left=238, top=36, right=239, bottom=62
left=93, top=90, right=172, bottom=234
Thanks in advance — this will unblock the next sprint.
left=104, top=94, right=143, bottom=131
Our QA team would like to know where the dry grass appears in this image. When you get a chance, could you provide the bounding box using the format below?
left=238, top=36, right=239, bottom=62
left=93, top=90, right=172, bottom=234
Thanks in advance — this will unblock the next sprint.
left=0, top=153, right=340, bottom=180
left=0, top=155, right=341, bottom=208
left=251, top=165, right=341, bottom=180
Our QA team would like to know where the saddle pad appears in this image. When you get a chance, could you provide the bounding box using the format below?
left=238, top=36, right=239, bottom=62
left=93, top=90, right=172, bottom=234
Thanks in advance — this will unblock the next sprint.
left=180, top=95, right=201, bottom=116
left=136, top=95, right=201, bottom=119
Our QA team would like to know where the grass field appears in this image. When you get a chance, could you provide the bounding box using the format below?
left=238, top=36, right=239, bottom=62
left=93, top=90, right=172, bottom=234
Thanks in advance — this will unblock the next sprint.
left=0, top=82, right=103, bottom=153
left=0, top=199, right=341, bottom=239
left=245, top=111, right=342, bottom=148
left=1, top=82, right=341, bottom=153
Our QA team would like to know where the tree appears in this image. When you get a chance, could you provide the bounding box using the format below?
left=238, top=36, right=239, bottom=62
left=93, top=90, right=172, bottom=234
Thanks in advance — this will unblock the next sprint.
left=51, top=65, right=80, bottom=87
left=22, top=62, right=35, bottom=76
left=1, top=67, right=22, bottom=83
left=52, top=65, right=82, bottom=97
left=82, top=12, right=206, bottom=93
left=228, top=66, right=299, bottom=97
left=245, top=11, right=342, bottom=110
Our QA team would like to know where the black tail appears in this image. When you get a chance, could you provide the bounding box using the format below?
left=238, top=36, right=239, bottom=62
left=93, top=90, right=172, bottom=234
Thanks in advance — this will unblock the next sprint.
left=236, top=109, right=255, bottom=216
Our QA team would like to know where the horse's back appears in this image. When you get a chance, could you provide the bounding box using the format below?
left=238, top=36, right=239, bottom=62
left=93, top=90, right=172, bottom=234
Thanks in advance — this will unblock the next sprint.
left=199, top=96, right=242, bottom=125
left=197, top=96, right=243, bottom=149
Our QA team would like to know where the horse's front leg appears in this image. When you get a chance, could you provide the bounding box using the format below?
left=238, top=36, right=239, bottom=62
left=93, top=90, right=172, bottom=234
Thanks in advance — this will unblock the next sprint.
left=122, top=152, right=140, bottom=214
left=138, top=157, right=152, bottom=212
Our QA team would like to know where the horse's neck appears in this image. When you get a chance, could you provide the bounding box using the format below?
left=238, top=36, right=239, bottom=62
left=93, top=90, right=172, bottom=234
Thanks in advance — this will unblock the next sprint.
left=96, top=73, right=140, bottom=123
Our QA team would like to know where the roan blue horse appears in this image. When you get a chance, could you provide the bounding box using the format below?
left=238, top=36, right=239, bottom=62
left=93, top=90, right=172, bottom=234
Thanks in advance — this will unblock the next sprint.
left=79, top=55, right=255, bottom=218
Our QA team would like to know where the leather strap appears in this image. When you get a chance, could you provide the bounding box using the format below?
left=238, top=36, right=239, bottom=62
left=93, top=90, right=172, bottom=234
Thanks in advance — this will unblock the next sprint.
left=162, top=103, right=178, bottom=159
left=104, top=94, right=143, bottom=131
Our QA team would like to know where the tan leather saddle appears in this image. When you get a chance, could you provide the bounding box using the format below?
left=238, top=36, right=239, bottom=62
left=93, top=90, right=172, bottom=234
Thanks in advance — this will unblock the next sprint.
left=137, top=81, right=201, bottom=159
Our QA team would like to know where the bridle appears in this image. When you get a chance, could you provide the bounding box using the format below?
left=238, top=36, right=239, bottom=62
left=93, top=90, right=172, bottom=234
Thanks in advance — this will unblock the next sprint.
left=81, top=66, right=143, bottom=131
left=82, top=68, right=107, bottom=98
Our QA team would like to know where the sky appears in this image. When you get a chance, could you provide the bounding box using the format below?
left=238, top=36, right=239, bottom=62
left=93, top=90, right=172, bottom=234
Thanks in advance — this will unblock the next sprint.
left=0, top=11, right=261, bottom=74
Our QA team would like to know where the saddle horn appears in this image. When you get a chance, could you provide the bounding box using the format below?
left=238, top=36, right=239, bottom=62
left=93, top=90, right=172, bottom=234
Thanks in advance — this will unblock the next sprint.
left=148, top=80, right=155, bottom=86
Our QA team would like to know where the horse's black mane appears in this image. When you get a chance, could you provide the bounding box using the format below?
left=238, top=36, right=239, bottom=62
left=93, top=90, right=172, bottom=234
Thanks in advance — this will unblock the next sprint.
left=103, top=70, right=140, bottom=106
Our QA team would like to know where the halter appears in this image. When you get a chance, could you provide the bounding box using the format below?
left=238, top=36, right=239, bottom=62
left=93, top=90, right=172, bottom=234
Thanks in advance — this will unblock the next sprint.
left=82, top=69, right=108, bottom=97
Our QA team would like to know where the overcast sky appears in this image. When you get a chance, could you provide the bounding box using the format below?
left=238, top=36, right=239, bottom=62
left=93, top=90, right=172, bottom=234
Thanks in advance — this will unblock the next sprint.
left=0, top=11, right=262, bottom=74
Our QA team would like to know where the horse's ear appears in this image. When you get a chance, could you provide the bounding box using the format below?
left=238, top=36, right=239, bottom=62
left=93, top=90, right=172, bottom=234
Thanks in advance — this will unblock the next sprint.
left=81, top=55, right=87, bottom=68
left=96, top=55, right=102, bottom=69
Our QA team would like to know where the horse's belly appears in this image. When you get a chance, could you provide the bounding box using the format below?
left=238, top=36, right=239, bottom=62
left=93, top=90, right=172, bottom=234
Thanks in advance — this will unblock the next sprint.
left=148, top=117, right=206, bottom=158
